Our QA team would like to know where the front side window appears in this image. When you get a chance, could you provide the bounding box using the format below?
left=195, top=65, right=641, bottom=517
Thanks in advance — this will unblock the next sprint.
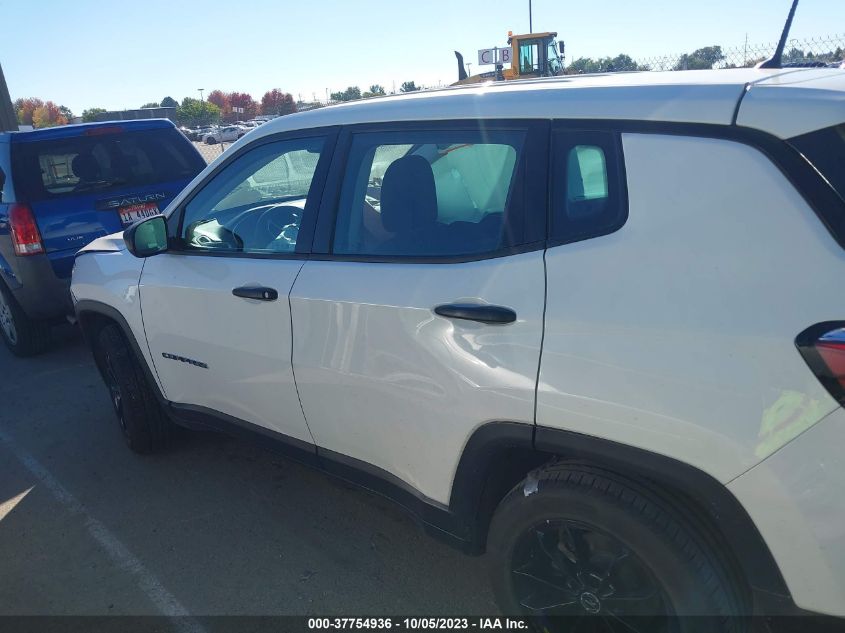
left=551, top=130, right=626, bottom=244
left=331, top=129, right=526, bottom=258
left=180, top=137, right=324, bottom=254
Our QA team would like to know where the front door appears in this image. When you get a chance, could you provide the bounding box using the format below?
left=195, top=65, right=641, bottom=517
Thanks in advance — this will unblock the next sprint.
left=140, top=132, right=334, bottom=444
left=291, top=121, right=548, bottom=504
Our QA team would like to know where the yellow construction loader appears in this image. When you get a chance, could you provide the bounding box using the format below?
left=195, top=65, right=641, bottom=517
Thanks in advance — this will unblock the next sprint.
left=453, top=31, right=565, bottom=85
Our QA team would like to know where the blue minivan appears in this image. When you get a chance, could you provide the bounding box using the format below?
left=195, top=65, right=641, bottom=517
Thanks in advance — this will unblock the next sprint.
left=0, top=119, right=205, bottom=356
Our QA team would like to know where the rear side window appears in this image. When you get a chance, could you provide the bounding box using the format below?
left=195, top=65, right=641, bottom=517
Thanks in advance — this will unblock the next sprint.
left=12, top=128, right=205, bottom=202
left=331, top=128, right=527, bottom=258
left=789, top=124, right=845, bottom=202
left=550, top=130, right=626, bottom=244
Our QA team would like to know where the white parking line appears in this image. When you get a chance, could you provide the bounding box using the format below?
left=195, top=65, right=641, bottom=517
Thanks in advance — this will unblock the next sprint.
left=0, top=427, right=208, bottom=633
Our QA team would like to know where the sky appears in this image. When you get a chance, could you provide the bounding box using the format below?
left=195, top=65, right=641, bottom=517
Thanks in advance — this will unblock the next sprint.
left=1, top=0, right=844, bottom=115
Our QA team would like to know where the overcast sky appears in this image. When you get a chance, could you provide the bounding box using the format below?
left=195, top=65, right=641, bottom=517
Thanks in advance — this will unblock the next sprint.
left=2, top=0, right=843, bottom=114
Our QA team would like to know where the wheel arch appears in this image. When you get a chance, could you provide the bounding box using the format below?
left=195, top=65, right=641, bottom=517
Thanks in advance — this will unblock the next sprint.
left=75, top=299, right=165, bottom=402
left=450, top=422, right=793, bottom=612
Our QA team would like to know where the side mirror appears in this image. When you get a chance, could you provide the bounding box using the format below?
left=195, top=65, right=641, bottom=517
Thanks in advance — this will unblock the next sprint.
left=559, top=41, right=565, bottom=55
left=124, top=215, right=168, bottom=258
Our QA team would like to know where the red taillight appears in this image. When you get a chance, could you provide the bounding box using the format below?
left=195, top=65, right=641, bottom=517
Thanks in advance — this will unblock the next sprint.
left=797, top=324, right=845, bottom=403
left=9, top=204, right=45, bottom=256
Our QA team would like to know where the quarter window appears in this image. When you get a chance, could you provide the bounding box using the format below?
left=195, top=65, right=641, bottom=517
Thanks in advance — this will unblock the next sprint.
left=551, top=131, right=626, bottom=244
left=331, top=129, right=526, bottom=258
left=180, top=137, right=324, bottom=254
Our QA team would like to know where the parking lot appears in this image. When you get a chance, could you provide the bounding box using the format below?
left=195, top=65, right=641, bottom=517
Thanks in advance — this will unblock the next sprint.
left=0, top=327, right=496, bottom=619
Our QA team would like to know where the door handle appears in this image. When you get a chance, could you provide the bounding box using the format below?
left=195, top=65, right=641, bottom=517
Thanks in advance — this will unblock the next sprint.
left=434, top=303, right=517, bottom=324
left=232, top=286, right=278, bottom=301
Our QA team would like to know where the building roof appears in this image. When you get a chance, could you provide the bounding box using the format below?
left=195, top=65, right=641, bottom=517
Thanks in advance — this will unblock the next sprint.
left=253, top=68, right=844, bottom=142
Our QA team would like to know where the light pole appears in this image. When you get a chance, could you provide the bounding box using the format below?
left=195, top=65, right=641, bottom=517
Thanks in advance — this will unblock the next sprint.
left=529, top=0, right=533, bottom=32
left=466, top=62, right=472, bottom=77
left=198, top=89, right=205, bottom=126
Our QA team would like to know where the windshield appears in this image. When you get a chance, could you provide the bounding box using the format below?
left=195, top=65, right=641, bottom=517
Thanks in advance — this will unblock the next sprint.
left=12, top=128, right=205, bottom=201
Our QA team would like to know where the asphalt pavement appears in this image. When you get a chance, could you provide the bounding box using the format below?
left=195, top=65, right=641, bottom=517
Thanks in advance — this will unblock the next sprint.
left=0, top=326, right=496, bottom=621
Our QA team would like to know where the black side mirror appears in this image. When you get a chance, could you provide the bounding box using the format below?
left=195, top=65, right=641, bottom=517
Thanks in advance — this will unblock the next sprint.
left=124, top=215, right=168, bottom=258
left=559, top=42, right=565, bottom=55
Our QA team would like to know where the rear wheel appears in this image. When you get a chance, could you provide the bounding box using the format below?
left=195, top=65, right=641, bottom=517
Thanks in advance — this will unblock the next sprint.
left=93, top=323, right=170, bottom=454
left=0, top=282, right=51, bottom=357
left=487, top=464, right=745, bottom=632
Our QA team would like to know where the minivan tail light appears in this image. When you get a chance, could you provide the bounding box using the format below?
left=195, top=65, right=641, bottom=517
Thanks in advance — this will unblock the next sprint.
left=9, top=203, right=45, bottom=256
left=796, top=322, right=845, bottom=404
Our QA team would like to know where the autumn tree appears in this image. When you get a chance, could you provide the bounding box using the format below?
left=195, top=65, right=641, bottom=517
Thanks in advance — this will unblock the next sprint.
left=261, top=89, right=296, bottom=116
left=31, top=101, right=68, bottom=128
left=14, top=97, right=44, bottom=125
left=229, top=92, right=258, bottom=121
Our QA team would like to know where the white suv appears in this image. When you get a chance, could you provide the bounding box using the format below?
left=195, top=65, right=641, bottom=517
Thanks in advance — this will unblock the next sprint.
left=71, top=68, right=845, bottom=628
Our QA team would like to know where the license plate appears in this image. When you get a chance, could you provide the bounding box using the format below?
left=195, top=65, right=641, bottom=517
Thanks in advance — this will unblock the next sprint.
left=119, top=202, right=160, bottom=226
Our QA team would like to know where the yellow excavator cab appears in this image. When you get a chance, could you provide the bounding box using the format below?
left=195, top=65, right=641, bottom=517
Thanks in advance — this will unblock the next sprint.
left=453, top=31, right=565, bottom=85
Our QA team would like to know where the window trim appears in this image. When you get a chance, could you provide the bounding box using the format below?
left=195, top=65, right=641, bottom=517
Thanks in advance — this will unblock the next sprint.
left=167, top=126, right=340, bottom=260
left=310, top=119, right=550, bottom=264
left=548, top=126, right=629, bottom=248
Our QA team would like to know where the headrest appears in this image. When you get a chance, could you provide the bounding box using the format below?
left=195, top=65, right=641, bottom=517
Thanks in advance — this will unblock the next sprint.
left=72, top=153, right=101, bottom=182
left=380, top=155, right=437, bottom=234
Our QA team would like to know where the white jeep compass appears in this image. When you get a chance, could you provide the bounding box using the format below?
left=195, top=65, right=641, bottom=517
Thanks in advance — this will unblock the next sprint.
left=71, top=68, right=845, bottom=629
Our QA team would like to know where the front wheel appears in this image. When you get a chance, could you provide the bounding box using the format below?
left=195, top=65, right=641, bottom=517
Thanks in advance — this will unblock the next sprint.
left=0, top=282, right=51, bottom=357
left=487, top=464, right=744, bottom=632
left=92, top=323, right=170, bottom=454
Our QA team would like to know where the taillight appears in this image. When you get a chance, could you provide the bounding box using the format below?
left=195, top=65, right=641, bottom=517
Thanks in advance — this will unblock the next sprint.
left=796, top=322, right=845, bottom=404
left=9, top=203, right=45, bottom=256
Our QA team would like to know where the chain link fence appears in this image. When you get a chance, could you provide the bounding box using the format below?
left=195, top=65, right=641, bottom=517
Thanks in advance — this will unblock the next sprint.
left=632, top=34, right=845, bottom=72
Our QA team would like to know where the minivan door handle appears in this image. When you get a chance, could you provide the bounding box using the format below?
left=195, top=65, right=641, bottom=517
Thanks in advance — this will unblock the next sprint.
left=232, top=286, right=278, bottom=301
left=434, top=303, right=517, bottom=324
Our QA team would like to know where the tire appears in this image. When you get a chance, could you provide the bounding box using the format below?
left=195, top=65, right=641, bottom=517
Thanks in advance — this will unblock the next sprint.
left=92, top=323, right=170, bottom=454
left=0, top=282, right=51, bottom=357
left=206, top=137, right=217, bottom=145
left=487, top=463, right=744, bottom=632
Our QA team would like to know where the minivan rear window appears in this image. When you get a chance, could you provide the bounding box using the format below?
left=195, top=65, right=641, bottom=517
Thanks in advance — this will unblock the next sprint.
left=12, top=128, right=205, bottom=202
left=789, top=124, right=845, bottom=203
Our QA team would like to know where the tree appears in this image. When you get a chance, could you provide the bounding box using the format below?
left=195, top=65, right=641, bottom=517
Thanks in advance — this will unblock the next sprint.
left=566, top=54, right=647, bottom=74
left=261, top=89, right=296, bottom=116
left=31, top=101, right=68, bottom=128
left=176, top=97, right=220, bottom=127
left=140, top=102, right=160, bottom=109
left=58, top=105, right=74, bottom=121
left=229, top=92, right=258, bottom=121
left=330, top=86, right=362, bottom=102
left=674, top=46, right=724, bottom=70
left=82, top=107, right=107, bottom=122
left=363, top=84, right=386, bottom=98
left=400, top=81, right=419, bottom=93
left=160, top=96, right=178, bottom=108
left=14, top=97, right=44, bottom=125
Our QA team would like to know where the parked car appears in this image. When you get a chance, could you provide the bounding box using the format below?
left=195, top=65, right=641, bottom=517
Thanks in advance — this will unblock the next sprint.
left=203, top=125, right=246, bottom=144
left=71, top=68, right=845, bottom=626
left=0, top=119, right=205, bottom=355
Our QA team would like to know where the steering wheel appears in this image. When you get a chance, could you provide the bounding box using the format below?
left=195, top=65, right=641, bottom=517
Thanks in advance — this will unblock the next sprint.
left=255, top=204, right=301, bottom=248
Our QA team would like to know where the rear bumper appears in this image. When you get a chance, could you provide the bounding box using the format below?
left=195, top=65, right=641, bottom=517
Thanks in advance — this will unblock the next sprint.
left=3, top=253, right=73, bottom=320
left=728, top=407, right=845, bottom=617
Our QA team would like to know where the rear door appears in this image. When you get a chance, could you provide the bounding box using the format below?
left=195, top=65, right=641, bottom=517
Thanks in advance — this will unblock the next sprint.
left=12, top=124, right=204, bottom=279
left=290, top=120, right=548, bottom=504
